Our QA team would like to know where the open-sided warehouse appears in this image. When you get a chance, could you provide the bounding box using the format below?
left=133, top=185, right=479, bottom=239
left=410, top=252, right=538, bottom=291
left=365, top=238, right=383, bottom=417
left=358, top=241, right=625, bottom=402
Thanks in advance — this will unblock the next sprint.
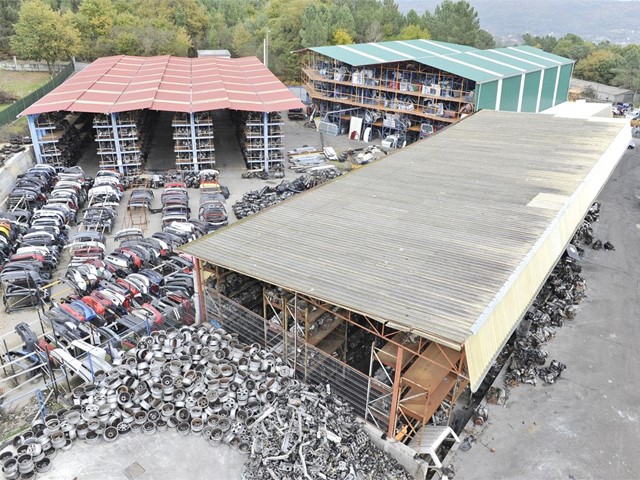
left=300, top=40, right=573, bottom=145
left=20, top=55, right=303, bottom=175
left=180, top=110, right=629, bottom=448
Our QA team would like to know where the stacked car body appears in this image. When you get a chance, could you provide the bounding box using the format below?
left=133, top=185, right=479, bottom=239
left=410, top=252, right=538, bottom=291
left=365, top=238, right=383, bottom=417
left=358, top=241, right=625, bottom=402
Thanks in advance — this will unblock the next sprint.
left=197, top=170, right=229, bottom=233
left=38, top=219, right=205, bottom=381
left=79, top=170, right=124, bottom=233
left=161, top=182, right=190, bottom=228
left=1, top=165, right=91, bottom=312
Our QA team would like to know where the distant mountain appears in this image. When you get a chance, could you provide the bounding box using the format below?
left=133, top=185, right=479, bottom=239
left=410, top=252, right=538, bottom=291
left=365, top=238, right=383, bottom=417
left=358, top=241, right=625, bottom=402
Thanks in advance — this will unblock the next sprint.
left=397, top=0, right=640, bottom=44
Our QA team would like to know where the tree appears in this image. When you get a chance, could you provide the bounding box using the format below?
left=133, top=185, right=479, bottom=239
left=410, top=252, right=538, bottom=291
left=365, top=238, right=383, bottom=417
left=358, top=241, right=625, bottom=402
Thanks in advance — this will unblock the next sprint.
left=611, top=45, right=640, bottom=94
left=266, top=0, right=310, bottom=80
left=552, top=33, right=593, bottom=62
left=581, top=85, right=597, bottom=100
left=0, top=0, right=19, bottom=57
left=231, top=23, right=259, bottom=58
left=349, top=0, right=383, bottom=43
left=329, top=4, right=356, bottom=41
left=405, top=9, right=423, bottom=29
left=396, top=24, right=430, bottom=41
left=425, top=0, right=495, bottom=49
left=332, top=28, right=354, bottom=45
left=574, top=50, right=620, bottom=85
left=75, top=0, right=116, bottom=50
left=209, top=11, right=233, bottom=50
left=522, top=33, right=557, bottom=52
left=300, top=3, right=329, bottom=48
left=10, top=0, right=81, bottom=74
left=474, top=28, right=495, bottom=49
left=380, top=0, right=404, bottom=39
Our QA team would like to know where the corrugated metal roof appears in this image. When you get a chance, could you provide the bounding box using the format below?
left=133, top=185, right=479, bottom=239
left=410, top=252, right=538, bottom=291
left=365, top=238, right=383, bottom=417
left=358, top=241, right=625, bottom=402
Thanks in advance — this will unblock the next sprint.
left=570, top=78, right=632, bottom=96
left=180, top=110, right=625, bottom=348
left=21, top=55, right=304, bottom=117
left=305, top=41, right=574, bottom=83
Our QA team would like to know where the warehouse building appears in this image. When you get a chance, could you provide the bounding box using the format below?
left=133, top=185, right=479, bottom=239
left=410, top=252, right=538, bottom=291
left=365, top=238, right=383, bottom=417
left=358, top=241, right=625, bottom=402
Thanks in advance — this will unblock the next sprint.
left=570, top=78, right=633, bottom=104
left=299, top=40, right=573, bottom=145
left=20, top=55, right=303, bottom=175
left=180, top=110, right=629, bottom=450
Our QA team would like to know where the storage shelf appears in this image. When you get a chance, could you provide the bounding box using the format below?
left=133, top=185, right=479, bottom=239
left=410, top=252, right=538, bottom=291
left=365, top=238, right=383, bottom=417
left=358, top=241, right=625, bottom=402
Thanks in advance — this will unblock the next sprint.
left=303, top=67, right=473, bottom=104
left=398, top=343, right=461, bottom=422
left=301, top=53, right=477, bottom=145
left=172, top=112, right=216, bottom=172
left=317, top=330, right=345, bottom=355
left=308, top=316, right=343, bottom=346
left=236, top=111, right=286, bottom=171
left=31, top=111, right=92, bottom=168
left=377, top=332, right=421, bottom=369
left=93, top=111, right=151, bottom=176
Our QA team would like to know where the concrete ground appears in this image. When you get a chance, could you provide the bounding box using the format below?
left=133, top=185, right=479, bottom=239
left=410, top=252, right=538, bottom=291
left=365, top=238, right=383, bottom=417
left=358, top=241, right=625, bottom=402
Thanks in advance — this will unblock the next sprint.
left=41, top=430, right=245, bottom=480
left=448, top=146, right=640, bottom=479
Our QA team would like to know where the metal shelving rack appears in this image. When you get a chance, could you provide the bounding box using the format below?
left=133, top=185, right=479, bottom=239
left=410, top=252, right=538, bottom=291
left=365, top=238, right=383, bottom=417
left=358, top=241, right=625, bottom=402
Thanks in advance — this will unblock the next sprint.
left=263, top=287, right=348, bottom=381
left=28, top=112, right=91, bottom=169
left=93, top=111, right=146, bottom=176
left=239, top=112, right=285, bottom=172
left=302, top=52, right=476, bottom=143
left=172, top=112, right=215, bottom=173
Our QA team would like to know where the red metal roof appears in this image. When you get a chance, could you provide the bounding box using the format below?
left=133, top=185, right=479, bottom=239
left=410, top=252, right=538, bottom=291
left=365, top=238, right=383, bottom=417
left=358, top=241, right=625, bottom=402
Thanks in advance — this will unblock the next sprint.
left=21, top=55, right=304, bottom=116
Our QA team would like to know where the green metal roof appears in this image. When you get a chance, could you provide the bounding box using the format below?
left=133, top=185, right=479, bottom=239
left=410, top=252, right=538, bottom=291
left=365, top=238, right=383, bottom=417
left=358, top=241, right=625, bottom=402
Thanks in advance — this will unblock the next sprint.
left=306, top=41, right=574, bottom=84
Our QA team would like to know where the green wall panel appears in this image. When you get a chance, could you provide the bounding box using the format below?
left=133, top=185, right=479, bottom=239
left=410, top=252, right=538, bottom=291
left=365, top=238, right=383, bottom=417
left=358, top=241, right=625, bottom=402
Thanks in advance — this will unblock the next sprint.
left=521, top=71, right=541, bottom=112
left=555, top=63, right=573, bottom=105
left=476, top=81, right=498, bottom=110
left=539, top=66, right=558, bottom=111
left=499, top=75, right=521, bottom=112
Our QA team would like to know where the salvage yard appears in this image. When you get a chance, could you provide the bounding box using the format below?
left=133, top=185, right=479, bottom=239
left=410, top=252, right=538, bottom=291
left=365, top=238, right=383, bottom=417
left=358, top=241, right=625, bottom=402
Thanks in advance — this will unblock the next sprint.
left=0, top=108, right=634, bottom=480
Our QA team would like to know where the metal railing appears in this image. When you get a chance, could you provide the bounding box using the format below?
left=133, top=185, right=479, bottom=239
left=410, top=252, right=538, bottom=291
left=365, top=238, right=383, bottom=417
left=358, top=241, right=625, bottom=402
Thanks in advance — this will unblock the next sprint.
left=205, top=290, right=384, bottom=427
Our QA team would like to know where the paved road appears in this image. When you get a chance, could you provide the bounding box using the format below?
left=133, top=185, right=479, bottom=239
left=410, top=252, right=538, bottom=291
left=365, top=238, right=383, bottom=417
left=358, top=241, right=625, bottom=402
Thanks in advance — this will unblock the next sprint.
left=449, top=147, right=640, bottom=479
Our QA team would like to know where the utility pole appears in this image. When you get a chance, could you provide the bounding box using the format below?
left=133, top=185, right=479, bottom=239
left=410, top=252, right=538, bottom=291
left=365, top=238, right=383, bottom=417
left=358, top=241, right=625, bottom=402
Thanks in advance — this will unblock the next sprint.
left=263, top=29, right=270, bottom=68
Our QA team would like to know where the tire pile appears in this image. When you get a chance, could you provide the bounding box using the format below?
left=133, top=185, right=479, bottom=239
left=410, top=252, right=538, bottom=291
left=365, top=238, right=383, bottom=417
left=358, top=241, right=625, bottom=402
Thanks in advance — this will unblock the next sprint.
left=0, top=136, right=29, bottom=166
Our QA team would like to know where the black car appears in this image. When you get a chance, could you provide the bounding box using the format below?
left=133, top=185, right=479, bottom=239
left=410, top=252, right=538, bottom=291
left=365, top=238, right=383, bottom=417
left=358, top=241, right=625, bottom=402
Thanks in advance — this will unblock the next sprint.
left=287, top=108, right=306, bottom=120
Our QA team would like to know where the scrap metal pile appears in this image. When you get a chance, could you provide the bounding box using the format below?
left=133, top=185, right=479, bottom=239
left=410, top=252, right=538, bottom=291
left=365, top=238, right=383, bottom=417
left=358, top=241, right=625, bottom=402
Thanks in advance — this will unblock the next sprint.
left=232, top=168, right=342, bottom=219
left=243, top=383, right=410, bottom=480
left=1, top=323, right=410, bottom=480
left=503, top=202, right=611, bottom=387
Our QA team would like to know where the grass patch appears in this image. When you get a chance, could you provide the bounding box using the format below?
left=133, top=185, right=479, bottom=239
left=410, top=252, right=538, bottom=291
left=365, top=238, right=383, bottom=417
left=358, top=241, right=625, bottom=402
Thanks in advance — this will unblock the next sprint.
left=1, top=423, right=29, bottom=442
left=0, top=117, right=29, bottom=143
left=0, top=71, right=51, bottom=99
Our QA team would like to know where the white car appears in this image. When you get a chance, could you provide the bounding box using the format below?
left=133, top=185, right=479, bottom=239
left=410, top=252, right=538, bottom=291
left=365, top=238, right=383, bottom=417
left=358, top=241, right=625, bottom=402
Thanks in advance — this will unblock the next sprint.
left=625, top=108, right=640, bottom=120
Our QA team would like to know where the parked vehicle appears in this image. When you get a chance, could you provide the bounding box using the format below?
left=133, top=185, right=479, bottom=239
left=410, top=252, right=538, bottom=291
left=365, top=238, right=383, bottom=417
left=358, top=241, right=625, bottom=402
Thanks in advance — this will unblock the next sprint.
left=287, top=108, right=307, bottom=120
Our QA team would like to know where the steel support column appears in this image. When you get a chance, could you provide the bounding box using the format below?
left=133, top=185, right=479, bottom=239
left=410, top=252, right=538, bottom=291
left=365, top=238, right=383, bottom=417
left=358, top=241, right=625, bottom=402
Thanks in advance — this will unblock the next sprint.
left=386, top=346, right=404, bottom=438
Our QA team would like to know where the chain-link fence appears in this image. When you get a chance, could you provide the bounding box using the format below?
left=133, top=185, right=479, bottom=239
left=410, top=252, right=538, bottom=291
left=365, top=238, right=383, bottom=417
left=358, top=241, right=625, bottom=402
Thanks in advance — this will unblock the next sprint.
left=0, top=62, right=74, bottom=127
left=204, top=289, right=391, bottom=430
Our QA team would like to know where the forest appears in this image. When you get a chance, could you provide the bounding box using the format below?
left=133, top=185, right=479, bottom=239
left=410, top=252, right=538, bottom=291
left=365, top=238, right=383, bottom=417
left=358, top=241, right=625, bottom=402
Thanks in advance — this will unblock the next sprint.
left=1, top=0, right=639, bottom=93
